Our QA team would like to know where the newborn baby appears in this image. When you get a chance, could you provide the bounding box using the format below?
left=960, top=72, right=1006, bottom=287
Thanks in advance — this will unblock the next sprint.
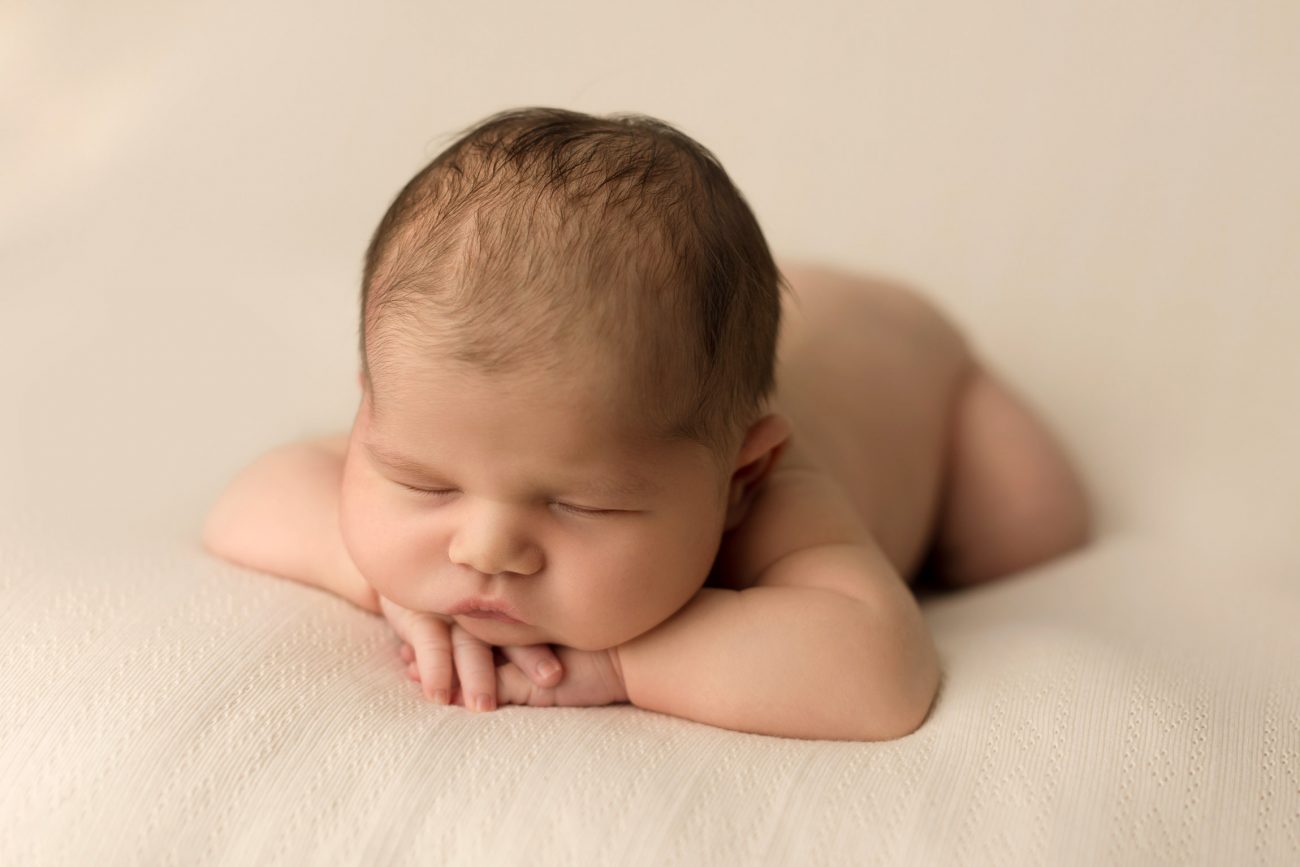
left=203, top=106, right=1093, bottom=741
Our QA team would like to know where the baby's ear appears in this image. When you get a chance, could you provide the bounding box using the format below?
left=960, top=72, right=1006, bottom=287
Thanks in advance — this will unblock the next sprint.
left=723, top=413, right=793, bottom=530
left=735, top=413, right=793, bottom=480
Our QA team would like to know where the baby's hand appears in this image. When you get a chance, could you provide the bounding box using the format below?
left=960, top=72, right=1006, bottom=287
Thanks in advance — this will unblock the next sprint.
left=491, top=644, right=628, bottom=710
left=379, top=594, right=563, bottom=711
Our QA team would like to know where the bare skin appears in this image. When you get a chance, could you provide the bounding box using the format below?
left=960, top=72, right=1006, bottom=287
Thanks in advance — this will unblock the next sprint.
left=711, top=258, right=1093, bottom=595
left=309, top=258, right=1093, bottom=705
left=721, top=260, right=973, bottom=588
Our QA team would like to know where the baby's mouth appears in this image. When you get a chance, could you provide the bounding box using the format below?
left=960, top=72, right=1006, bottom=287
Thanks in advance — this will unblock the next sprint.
left=458, top=609, right=524, bottom=623
left=445, top=597, right=526, bottom=624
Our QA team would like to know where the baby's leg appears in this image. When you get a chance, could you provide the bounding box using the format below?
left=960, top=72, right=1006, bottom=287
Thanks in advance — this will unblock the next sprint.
left=922, top=360, right=1094, bottom=589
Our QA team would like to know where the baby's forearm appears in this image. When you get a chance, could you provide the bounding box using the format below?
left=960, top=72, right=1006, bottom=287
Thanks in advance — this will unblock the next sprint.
left=615, top=586, right=937, bottom=741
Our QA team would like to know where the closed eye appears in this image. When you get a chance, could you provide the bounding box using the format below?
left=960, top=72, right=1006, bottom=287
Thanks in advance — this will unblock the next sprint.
left=396, top=484, right=616, bottom=517
left=553, top=502, right=615, bottom=517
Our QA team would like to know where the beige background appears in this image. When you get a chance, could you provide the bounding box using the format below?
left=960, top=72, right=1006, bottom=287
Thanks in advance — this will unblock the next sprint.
left=2, top=2, right=1297, bottom=864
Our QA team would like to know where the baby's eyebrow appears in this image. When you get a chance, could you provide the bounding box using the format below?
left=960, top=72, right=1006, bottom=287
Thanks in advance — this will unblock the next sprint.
left=362, top=440, right=663, bottom=500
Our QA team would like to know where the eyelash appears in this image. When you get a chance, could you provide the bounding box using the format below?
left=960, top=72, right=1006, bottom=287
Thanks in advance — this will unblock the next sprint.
left=397, top=485, right=612, bottom=517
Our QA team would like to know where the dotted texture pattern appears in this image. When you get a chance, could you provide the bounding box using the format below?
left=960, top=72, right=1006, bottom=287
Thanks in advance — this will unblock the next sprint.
left=2, top=527, right=1296, bottom=867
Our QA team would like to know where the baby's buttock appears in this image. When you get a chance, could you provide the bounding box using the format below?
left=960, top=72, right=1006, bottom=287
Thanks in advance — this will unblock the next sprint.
left=770, top=260, right=976, bottom=581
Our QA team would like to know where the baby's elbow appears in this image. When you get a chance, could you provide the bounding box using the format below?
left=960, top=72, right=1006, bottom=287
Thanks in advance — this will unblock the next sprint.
left=888, top=669, right=941, bottom=741
left=199, top=479, right=273, bottom=573
left=851, top=635, right=942, bottom=742
left=200, top=489, right=240, bottom=562
left=854, top=675, right=939, bottom=743
left=200, top=507, right=258, bottom=574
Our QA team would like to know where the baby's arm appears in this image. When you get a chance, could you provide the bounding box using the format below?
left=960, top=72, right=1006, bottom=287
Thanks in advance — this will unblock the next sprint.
left=615, top=543, right=940, bottom=742
left=201, top=437, right=381, bottom=614
left=203, top=437, right=569, bottom=705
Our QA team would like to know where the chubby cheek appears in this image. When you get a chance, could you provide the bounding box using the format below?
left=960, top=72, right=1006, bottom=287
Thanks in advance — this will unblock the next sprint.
left=564, top=543, right=713, bottom=650
left=338, top=472, right=431, bottom=606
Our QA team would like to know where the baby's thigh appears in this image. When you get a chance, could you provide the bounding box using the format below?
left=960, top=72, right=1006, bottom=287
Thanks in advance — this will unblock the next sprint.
left=927, top=362, right=1095, bottom=587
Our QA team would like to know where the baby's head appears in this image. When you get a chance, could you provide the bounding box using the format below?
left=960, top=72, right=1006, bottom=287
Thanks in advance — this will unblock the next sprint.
left=339, top=107, right=794, bottom=650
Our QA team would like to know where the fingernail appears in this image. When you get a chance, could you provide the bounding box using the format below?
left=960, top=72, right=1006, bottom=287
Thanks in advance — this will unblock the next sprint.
left=537, top=661, right=560, bottom=680
left=475, top=694, right=494, bottom=712
left=433, top=689, right=449, bottom=705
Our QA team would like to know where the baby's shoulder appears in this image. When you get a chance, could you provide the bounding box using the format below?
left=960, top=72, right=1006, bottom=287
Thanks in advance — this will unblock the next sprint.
left=708, top=436, right=874, bottom=591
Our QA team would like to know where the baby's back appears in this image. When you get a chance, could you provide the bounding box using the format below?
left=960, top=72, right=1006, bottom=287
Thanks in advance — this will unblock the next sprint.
left=716, top=261, right=976, bottom=586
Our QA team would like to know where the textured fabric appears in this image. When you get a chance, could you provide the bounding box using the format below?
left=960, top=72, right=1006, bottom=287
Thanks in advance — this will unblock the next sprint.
left=3, top=527, right=1297, bottom=865
left=4, top=1, right=1299, bottom=864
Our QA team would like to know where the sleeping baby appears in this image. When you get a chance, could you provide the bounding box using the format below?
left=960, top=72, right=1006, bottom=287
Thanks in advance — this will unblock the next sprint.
left=202, top=106, right=1093, bottom=741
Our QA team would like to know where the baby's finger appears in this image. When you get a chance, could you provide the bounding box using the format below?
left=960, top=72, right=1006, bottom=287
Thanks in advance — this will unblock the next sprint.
left=449, top=626, right=499, bottom=712
left=400, top=643, right=413, bottom=663
left=411, top=618, right=455, bottom=704
left=499, top=643, right=563, bottom=688
left=494, top=661, right=554, bottom=708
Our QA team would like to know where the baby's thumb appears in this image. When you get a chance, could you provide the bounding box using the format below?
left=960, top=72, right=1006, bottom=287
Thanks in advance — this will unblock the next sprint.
left=495, top=662, right=552, bottom=708
left=499, top=643, right=564, bottom=688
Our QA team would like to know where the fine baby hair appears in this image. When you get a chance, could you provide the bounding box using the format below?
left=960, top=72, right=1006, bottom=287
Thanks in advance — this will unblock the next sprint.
left=357, top=106, right=791, bottom=479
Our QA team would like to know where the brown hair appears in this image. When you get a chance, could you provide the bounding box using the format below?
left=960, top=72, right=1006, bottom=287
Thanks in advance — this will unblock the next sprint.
left=359, top=106, right=790, bottom=478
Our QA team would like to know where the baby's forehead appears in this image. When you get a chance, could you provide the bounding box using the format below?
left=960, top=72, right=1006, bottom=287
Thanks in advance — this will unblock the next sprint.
left=375, top=363, right=646, bottom=428
left=379, top=346, right=655, bottom=410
